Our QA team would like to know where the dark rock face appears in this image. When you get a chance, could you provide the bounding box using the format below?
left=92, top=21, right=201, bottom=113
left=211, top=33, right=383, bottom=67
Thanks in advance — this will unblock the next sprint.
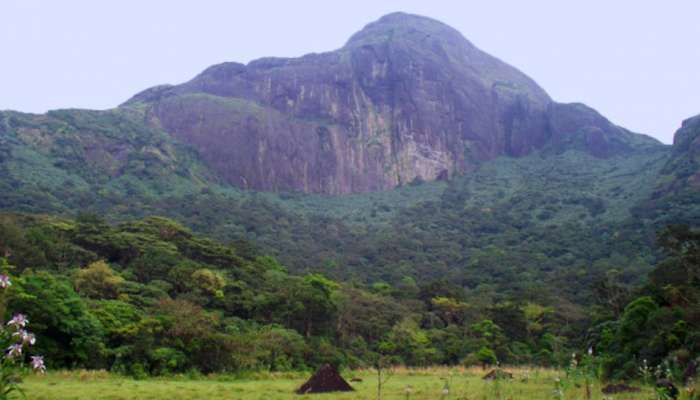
left=126, top=12, right=661, bottom=194
left=656, top=114, right=700, bottom=194
left=672, top=115, right=700, bottom=185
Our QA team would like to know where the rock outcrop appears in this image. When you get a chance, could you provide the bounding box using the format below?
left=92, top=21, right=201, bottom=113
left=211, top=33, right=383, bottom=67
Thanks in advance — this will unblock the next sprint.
left=123, top=12, right=660, bottom=194
left=656, top=114, right=700, bottom=194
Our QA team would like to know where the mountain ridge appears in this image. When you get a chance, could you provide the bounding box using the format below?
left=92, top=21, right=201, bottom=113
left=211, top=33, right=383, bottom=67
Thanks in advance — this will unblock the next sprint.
left=115, top=12, right=661, bottom=194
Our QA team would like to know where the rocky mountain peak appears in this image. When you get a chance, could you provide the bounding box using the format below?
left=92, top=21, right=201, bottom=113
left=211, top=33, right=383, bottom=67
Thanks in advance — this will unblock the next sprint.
left=674, top=114, right=700, bottom=147
left=108, top=13, right=662, bottom=194
left=345, top=12, right=472, bottom=48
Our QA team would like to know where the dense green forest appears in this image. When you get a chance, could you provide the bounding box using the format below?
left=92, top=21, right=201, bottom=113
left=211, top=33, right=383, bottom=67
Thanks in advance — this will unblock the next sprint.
left=0, top=108, right=676, bottom=299
left=2, top=107, right=699, bottom=302
left=1, top=102, right=699, bottom=384
left=0, top=213, right=697, bottom=380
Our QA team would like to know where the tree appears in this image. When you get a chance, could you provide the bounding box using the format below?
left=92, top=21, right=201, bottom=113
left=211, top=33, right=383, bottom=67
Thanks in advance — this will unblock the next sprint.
left=335, top=286, right=405, bottom=347
left=74, top=260, right=124, bottom=299
left=191, top=268, right=226, bottom=299
left=431, top=296, right=469, bottom=325
left=475, top=346, right=498, bottom=368
left=593, top=270, right=631, bottom=319
left=8, top=271, right=105, bottom=367
left=469, top=319, right=507, bottom=366
left=384, top=317, right=438, bottom=366
left=654, top=224, right=700, bottom=286
left=298, top=274, right=338, bottom=337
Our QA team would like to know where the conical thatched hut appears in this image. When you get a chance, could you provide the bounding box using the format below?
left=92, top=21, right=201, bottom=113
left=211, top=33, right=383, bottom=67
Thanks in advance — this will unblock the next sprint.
left=296, top=364, right=354, bottom=394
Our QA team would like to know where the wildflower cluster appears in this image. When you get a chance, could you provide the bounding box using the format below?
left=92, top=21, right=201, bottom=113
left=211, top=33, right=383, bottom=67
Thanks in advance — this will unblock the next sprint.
left=4, top=312, right=44, bottom=372
left=0, top=275, right=10, bottom=289
left=654, top=360, right=674, bottom=381
left=0, top=272, right=45, bottom=399
left=639, top=358, right=652, bottom=384
left=403, top=384, right=413, bottom=400
left=556, top=347, right=599, bottom=400
left=552, top=376, right=565, bottom=400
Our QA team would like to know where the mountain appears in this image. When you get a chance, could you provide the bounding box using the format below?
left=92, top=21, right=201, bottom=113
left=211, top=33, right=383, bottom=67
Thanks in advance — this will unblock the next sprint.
left=658, top=114, right=700, bottom=193
left=119, top=12, right=659, bottom=194
left=0, top=12, right=698, bottom=299
left=0, top=107, right=215, bottom=213
left=632, top=114, right=700, bottom=226
left=1, top=12, right=700, bottom=380
left=0, top=12, right=663, bottom=198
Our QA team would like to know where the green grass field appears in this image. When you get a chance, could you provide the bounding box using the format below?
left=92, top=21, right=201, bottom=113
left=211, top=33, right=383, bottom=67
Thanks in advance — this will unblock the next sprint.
left=22, top=367, right=685, bottom=400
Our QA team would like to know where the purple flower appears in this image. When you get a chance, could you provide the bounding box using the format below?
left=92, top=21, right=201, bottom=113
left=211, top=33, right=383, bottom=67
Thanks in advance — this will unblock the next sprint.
left=13, top=329, right=36, bottom=345
left=31, top=356, right=46, bottom=373
left=25, top=333, right=36, bottom=345
left=0, top=275, right=11, bottom=289
left=7, top=314, right=28, bottom=328
left=7, top=344, right=22, bottom=358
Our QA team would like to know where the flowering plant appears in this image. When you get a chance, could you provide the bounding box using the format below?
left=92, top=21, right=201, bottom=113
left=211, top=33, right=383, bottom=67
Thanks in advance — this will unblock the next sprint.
left=0, top=261, right=46, bottom=399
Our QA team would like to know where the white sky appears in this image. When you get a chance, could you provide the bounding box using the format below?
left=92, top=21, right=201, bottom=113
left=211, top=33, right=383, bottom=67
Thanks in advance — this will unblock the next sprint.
left=1, top=0, right=699, bottom=143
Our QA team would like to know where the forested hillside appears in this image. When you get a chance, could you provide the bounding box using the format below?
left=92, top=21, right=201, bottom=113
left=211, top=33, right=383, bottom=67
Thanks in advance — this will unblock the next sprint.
left=1, top=13, right=696, bottom=304
left=1, top=10, right=699, bottom=385
left=0, top=213, right=697, bottom=379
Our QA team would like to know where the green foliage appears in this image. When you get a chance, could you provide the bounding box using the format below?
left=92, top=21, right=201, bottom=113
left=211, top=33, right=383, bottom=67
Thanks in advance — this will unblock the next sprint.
left=1, top=209, right=700, bottom=379
left=74, top=260, right=124, bottom=299
left=8, top=271, right=106, bottom=368
left=474, top=347, right=498, bottom=366
left=0, top=111, right=674, bottom=307
left=191, top=268, right=226, bottom=299
left=593, top=225, right=700, bottom=380
left=0, top=262, right=46, bottom=399
left=0, top=214, right=585, bottom=375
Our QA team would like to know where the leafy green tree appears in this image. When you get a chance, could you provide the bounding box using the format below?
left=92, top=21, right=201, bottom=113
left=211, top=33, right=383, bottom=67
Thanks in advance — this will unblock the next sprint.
left=475, top=346, right=498, bottom=367
left=8, top=271, right=105, bottom=367
left=74, top=260, right=124, bottom=299
left=335, top=286, right=405, bottom=346
left=0, top=216, right=48, bottom=270
left=129, top=247, right=179, bottom=283
left=384, top=317, right=439, bottom=366
left=470, top=319, right=508, bottom=363
left=191, top=268, right=226, bottom=299
left=431, top=296, right=469, bottom=325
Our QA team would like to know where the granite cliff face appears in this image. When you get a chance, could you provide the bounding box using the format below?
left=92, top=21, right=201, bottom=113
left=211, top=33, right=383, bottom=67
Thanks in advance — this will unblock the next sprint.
left=656, top=114, right=700, bottom=194
left=124, top=12, right=659, bottom=194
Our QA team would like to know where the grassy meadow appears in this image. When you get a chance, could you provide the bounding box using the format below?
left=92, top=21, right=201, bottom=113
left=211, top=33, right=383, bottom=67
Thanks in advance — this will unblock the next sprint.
left=22, top=366, right=686, bottom=400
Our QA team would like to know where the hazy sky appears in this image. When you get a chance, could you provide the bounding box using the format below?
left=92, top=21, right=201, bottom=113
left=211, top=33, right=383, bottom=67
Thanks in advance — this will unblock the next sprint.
left=2, top=1, right=699, bottom=144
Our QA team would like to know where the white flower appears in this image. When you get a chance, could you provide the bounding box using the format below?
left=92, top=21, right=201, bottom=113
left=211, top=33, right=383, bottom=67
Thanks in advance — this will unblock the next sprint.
left=7, top=344, right=22, bottom=358
left=7, top=314, right=28, bottom=328
left=0, top=274, right=11, bottom=289
left=31, top=355, right=46, bottom=373
left=13, top=329, right=36, bottom=345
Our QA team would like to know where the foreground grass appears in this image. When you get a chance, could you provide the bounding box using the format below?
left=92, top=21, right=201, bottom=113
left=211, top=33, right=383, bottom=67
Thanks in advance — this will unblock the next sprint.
left=23, top=366, right=684, bottom=400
